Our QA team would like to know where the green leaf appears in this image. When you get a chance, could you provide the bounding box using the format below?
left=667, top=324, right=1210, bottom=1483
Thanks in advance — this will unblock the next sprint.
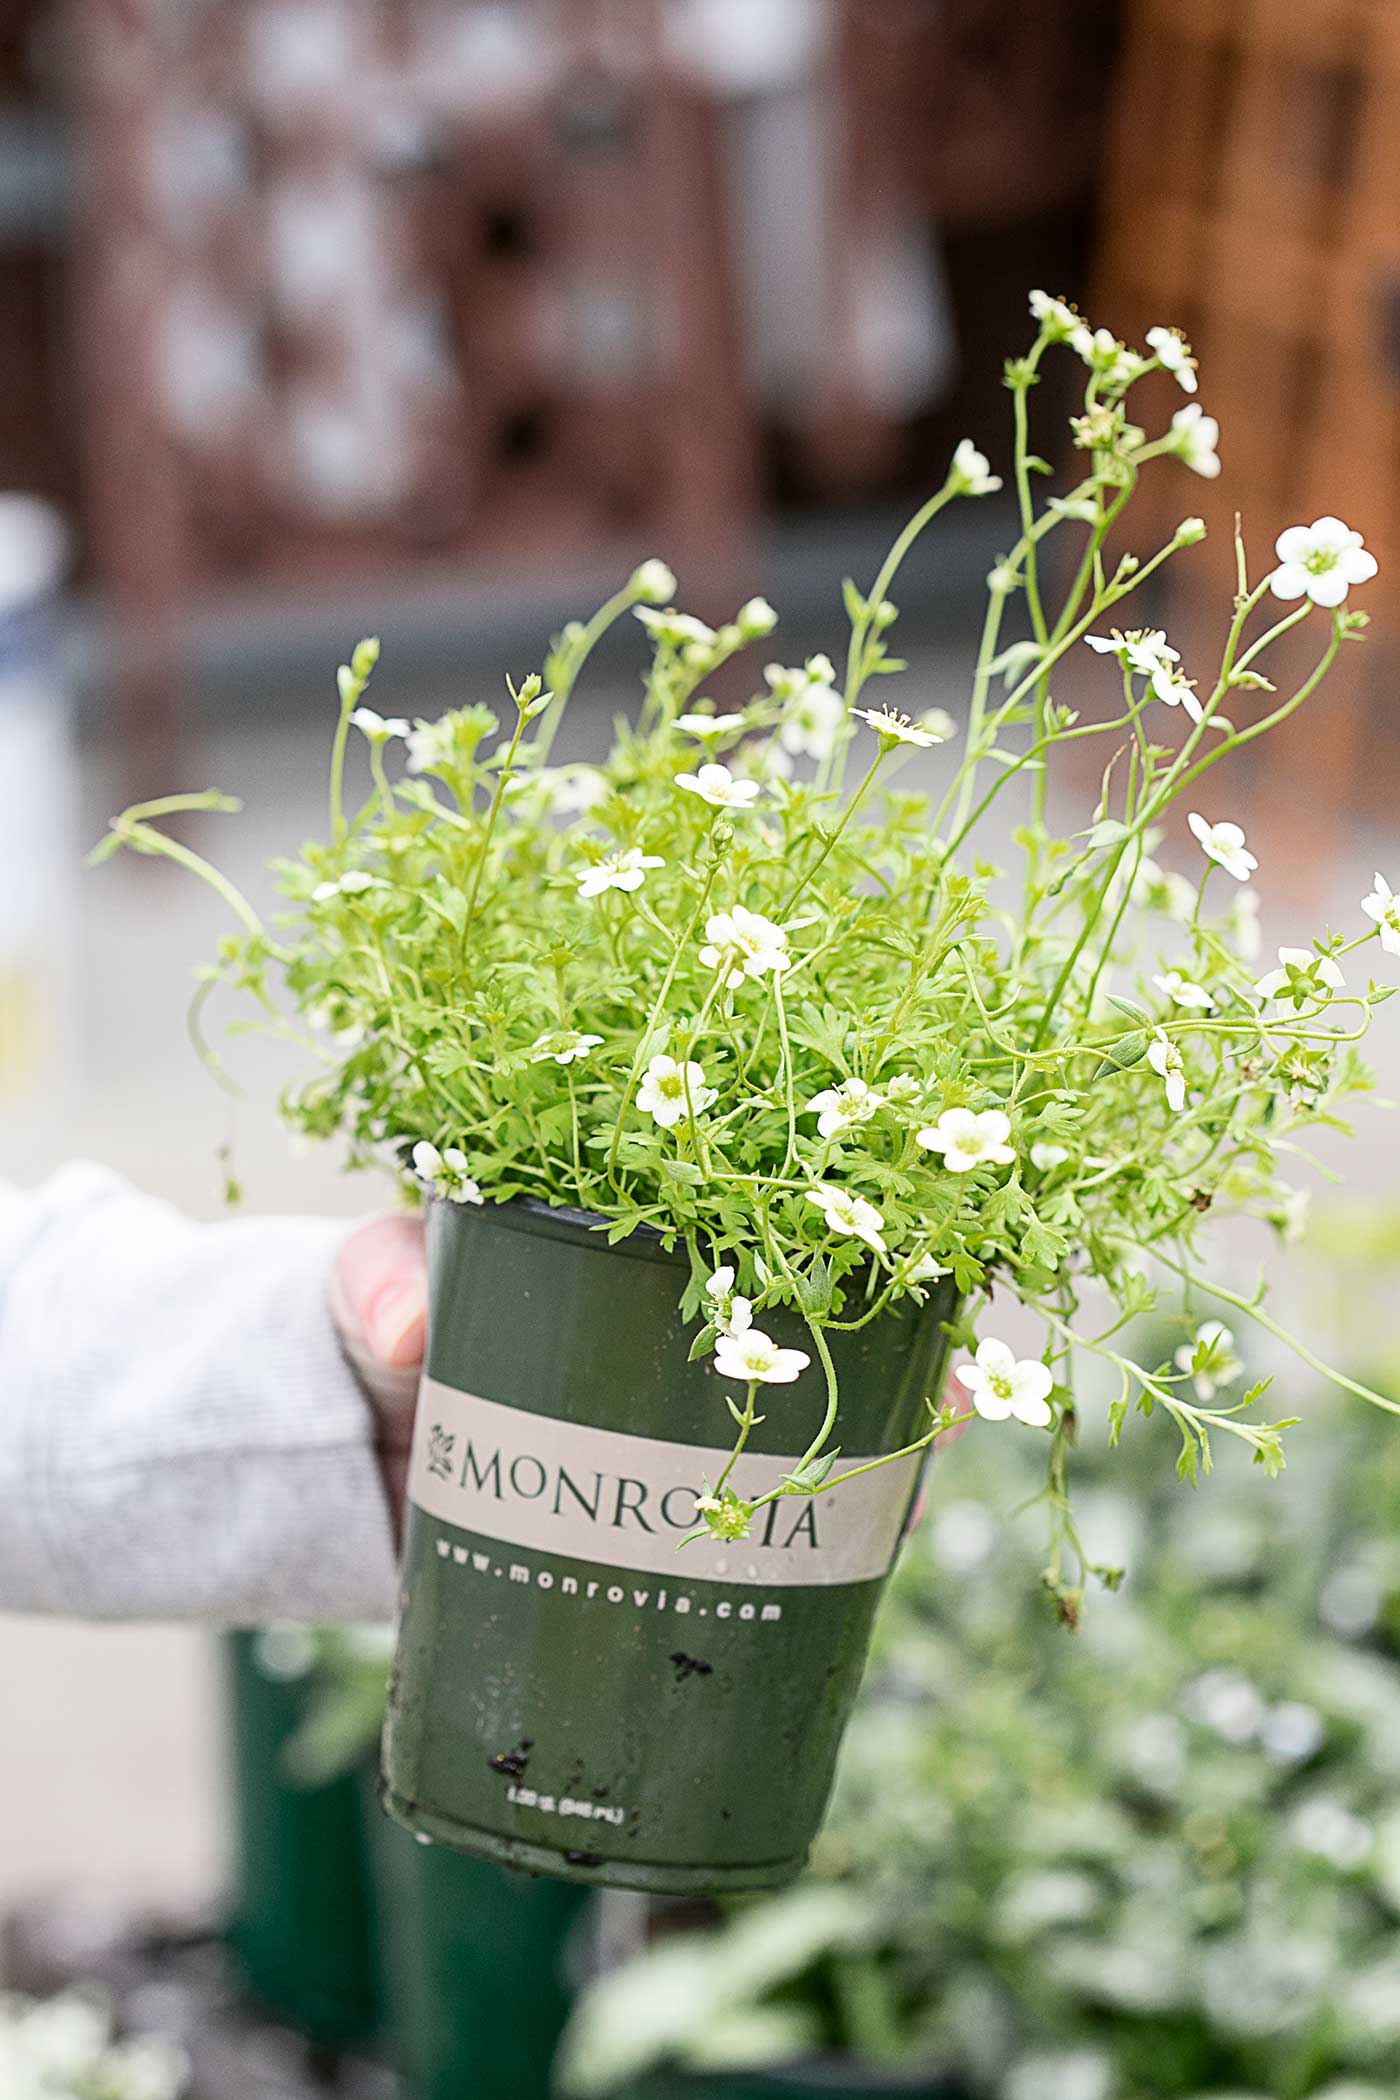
left=1092, top=1030, right=1149, bottom=1080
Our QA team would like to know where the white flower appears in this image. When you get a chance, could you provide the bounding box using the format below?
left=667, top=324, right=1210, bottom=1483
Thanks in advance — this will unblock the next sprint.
left=955, top=1338, right=1054, bottom=1427
left=849, top=705, right=943, bottom=747
left=1174, top=1319, right=1242, bottom=1401
left=636, top=1053, right=717, bottom=1127
left=405, top=718, right=454, bottom=773
left=1029, top=289, right=1080, bottom=340
left=1154, top=969, right=1214, bottom=1010
left=884, top=1073, right=922, bottom=1103
left=635, top=606, right=718, bottom=648
left=1254, top=947, right=1345, bottom=1004
left=630, top=557, right=677, bottom=603
left=1030, top=1141, right=1070, bottom=1172
left=1145, top=325, right=1198, bottom=392
left=1362, top=871, right=1400, bottom=955
left=1224, top=887, right=1262, bottom=959
left=949, top=437, right=1002, bottom=495
left=713, top=1326, right=810, bottom=1384
left=806, top=1181, right=887, bottom=1253
left=349, top=705, right=410, bottom=740
left=736, top=595, right=778, bottom=638
left=1147, top=1029, right=1187, bottom=1112
left=530, top=1030, right=604, bottom=1065
left=775, top=666, right=845, bottom=760
left=412, top=1140, right=483, bottom=1204
left=1070, top=325, right=1144, bottom=389
left=674, top=761, right=761, bottom=809
left=676, top=711, right=747, bottom=743
left=704, top=1266, right=753, bottom=1336
left=1188, top=811, right=1257, bottom=881
left=1084, top=627, right=1201, bottom=720
left=699, top=904, right=790, bottom=988
left=1270, top=515, right=1378, bottom=608
left=550, top=766, right=608, bottom=815
left=1169, top=402, right=1220, bottom=478
left=1292, top=1796, right=1372, bottom=1870
left=916, top=1107, right=1016, bottom=1174
left=576, top=846, right=665, bottom=897
left=1132, top=856, right=1197, bottom=922
left=918, top=706, right=957, bottom=742
left=312, top=869, right=386, bottom=902
left=805, top=1076, right=882, bottom=1139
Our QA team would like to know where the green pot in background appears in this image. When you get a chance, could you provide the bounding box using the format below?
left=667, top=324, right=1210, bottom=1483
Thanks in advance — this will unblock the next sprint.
left=223, top=1630, right=382, bottom=2047
left=366, top=1778, right=590, bottom=2100
left=383, top=1198, right=957, bottom=1894
left=623, top=2068, right=975, bottom=2100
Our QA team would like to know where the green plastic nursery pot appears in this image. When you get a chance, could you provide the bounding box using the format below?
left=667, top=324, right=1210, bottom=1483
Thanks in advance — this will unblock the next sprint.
left=366, top=1776, right=589, bottom=2100
left=623, top=2063, right=975, bottom=2100
left=382, top=1198, right=957, bottom=1894
left=223, top=1631, right=381, bottom=2045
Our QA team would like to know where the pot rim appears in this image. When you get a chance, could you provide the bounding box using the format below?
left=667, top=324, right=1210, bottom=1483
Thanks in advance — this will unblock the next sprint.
left=433, top=1190, right=687, bottom=1267
left=695, top=2057, right=969, bottom=2097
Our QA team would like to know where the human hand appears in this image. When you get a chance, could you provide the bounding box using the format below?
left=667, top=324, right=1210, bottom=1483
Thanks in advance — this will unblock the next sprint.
left=330, top=1213, right=428, bottom=1534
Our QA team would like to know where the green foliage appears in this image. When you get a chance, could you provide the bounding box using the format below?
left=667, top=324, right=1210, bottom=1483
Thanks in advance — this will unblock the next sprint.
left=96, top=299, right=1393, bottom=1562
left=561, top=1384, right=1400, bottom=2100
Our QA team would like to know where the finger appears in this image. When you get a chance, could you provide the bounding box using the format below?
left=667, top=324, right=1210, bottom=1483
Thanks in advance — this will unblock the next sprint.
left=331, top=1213, right=428, bottom=1370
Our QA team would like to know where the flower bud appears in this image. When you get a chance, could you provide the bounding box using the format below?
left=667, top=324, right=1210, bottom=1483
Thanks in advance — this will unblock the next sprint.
left=736, top=596, right=778, bottom=639
left=630, top=558, right=677, bottom=604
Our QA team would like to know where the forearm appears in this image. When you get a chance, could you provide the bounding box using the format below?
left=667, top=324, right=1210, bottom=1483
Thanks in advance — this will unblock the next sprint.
left=0, top=1165, right=397, bottom=1622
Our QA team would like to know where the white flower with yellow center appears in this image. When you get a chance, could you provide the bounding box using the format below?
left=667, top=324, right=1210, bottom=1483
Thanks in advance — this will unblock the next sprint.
left=1147, top=1029, right=1187, bottom=1113
left=849, top=705, right=944, bottom=748
left=698, top=904, right=790, bottom=988
left=636, top=1054, right=717, bottom=1128
left=1188, top=812, right=1257, bottom=882
left=1362, top=871, right=1400, bottom=955
left=412, top=1141, right=483, bottom=1204
left=1029, top=289, right=1080, bottom=341
left=674, top=761, right=762, bottom=810
left=805, top=1076, right=882, bottom=1139
left=1270, top=516, right=1378, bottom=608
left=1070, top=325, right=1145, bottom=390
left=955, top=1339, right=1053, bottom=1427
left=916, top=1107, right=1016, bottom=1174
left=1084, top=627, right=1201, bottom=720
left=576, top=847, right=664, bottom=898
left=713, top=1327, right=810, bottom=1384
left=529, top=1030, right=604, bottom=1066
left=1146, top=325, right=1198, bottom=393
left=1170, top=402, right=1221, bottom=478
left=806, top=1182, right=887, bottom=1253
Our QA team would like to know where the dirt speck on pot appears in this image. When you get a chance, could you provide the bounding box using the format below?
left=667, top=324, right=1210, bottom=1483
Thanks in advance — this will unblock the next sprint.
left=669, top=1651, right=713, bottom=1682
left=565, top=1849, right=603, bottom=1868
left=489, top=1747, right=530, bottom=1778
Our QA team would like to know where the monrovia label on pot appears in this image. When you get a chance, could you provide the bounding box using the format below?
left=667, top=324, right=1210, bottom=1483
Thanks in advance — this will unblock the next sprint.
left=408, top=1376, right=920, bottom=1588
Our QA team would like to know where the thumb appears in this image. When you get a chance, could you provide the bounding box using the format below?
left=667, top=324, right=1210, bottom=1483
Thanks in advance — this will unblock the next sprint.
left=330, top=1213, right=428, bottom=1442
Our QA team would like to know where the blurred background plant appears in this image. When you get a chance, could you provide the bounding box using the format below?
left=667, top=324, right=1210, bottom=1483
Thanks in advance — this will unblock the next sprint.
left=559, top=1320, right=1400, bottom=2100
